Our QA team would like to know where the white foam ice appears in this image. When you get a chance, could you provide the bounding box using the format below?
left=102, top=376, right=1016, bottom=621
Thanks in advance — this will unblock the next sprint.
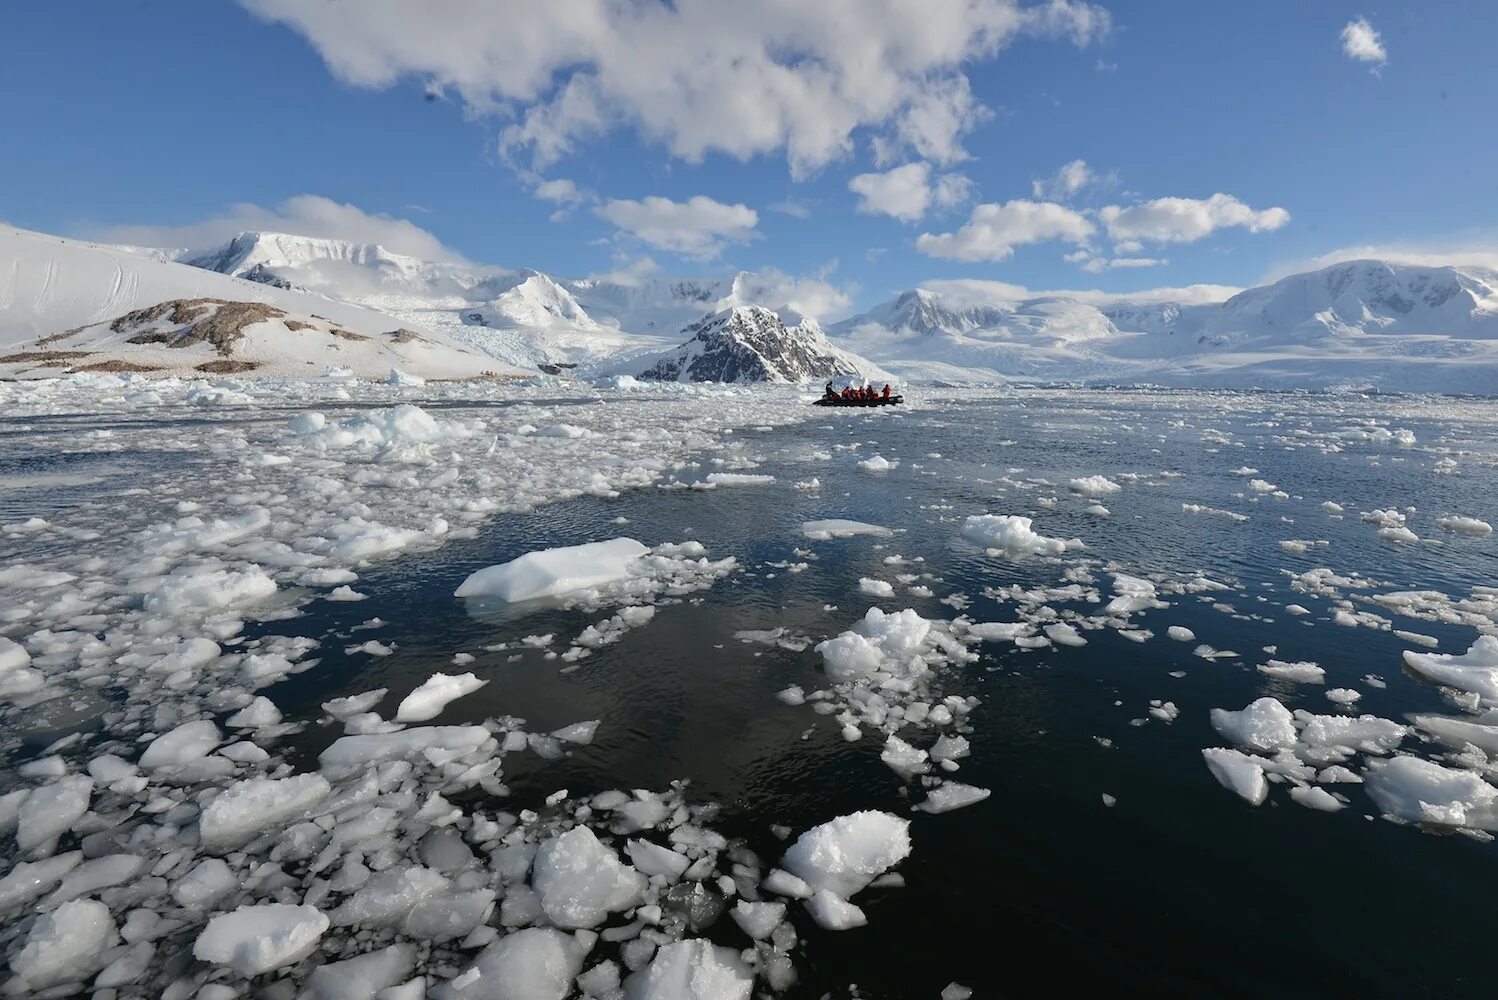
left=961, top=515, right=1080, bottom=557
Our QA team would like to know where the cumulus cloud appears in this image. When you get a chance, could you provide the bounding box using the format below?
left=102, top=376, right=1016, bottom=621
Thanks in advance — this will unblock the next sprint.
left=1099, top=193, right=1289, bottom=245
left=1079, top=255, right=1167, bottom=273
left=595, top=194, right=758, bottom=259
left=915, top=199, right=1094, bottom=261
left=1340, top=17, right=1387, bottom=67
left=1031, top=159, right=1094, bottom=200
left=717, top=266, right=855, bottom=322
left=97, top=194, right=465, bottom=260
left=241, top=0, right=1109, bottom=177
left=533, top=178, right=586, bottom=206
left=849, top=163, right=974, bottom=222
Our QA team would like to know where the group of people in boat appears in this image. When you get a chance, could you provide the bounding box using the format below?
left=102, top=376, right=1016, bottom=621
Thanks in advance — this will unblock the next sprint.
left=823, top=381, right=895, bottom=402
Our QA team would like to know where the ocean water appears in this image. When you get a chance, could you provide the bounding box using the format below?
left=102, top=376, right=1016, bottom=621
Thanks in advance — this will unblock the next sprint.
left=214, top=388, right=1498, bottom=997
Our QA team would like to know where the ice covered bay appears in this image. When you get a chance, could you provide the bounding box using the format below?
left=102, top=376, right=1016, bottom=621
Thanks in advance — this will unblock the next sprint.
left=3, top=376, right=1498, bottom=997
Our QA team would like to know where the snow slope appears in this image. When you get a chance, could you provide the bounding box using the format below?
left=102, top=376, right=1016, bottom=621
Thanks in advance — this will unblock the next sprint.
left=179, top=232, right=671, bottom=369
left=834, top=260, right=1498, bottom=392
left=631, top=306, right=883, bottom=383
left=0, top=228, right=522, bottom=379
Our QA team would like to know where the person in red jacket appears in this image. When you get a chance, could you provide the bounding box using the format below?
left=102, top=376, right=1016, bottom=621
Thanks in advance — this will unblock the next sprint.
left=882, top=383, right=892, bottom=400
left=841, top=386, right=852, bottom=400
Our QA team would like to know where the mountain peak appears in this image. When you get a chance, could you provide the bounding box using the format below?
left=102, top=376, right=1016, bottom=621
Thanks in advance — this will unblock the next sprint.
left=638, top=303, right=875, bottom=383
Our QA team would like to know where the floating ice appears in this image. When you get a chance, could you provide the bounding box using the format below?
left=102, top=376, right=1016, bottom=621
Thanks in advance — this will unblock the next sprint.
left=859, top=577, right=895, bottom=598
left=1364, top=756, right=1498, bottom=829
left=532, top=826, right=646, bottom=929
left=455, top=538, right=650, bottom=602
left=1403, top=636, right=1498, bottom=706
left=1069, top=475, right=1121, bottom=496
left=858, top=455, right=895, bottom=472
left=395, top=672, right=489, bottom=722
left=1210, top=697, right=1297, bottom=751
left=915, top=782, right=991, bottom=813
left=1201, top=748, right=1268, bottom=805
left=780, top=811, right=911, bottom=899
left=625, top=938, right=754, bottom=999
left=193, top=903, right=329, bottom=976
left=1257, top=659, right=1324, bottom=684
left=801, top=519, right=894, bottom=540
left=200, top=774, right=331, bottom=850
left=9, top=897, right=116, bottom=990
left=805, top=890, right=867, bottom=930
left=961, top=515, right=1079, bottom=557
left=1437, top=515, right=1493, bottom=536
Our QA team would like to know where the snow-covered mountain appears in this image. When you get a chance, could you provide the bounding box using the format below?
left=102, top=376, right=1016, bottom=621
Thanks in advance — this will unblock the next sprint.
left=0, top=228, right=519, bottom=380
left=833, top=260, right=1498, bottom=391
left=633, top=306, right=880, bottom=383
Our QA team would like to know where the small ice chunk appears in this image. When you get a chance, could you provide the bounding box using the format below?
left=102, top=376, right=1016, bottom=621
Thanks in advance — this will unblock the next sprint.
left=626, top=839, right=691, bottom=881
left=454, top=538, right=649, bottom=602
left=9, top=898, right=116, bottom=990
left=16, top=775, right=92, bottom=854
left=1289, top=785, right=1345, bottom=812
left=624, top=939, right=754, bottom=999
left=302, top=944, right=415, bottom=1000
left=1209, top=697, right=1296, bottom=751
left=805, top=890, right=868, bottom=930
left=200, top=774, right=331, bottom=850
left=1404, top=636, right=1498, bottom=705
left=1326, top=688, right=1361, bottom=705
left=730, top=900, right=786, bottom=940
left=859, top=578, right=895, bottom=598
left=961, top=514, right=1078, bottom=557
left=1257, top=660, right=1324, bottom=684
left=800, top=519, right=893, bottom=541
left=193, top=904, right=329, bottom=976
left=395, top=672, right=489, bottom=722
left=1167, top=626, right=1195, bottom=642
left=1364, top=755, right=1498, bottom=829
left=532, top=826, right=646, bottom=929
left=1201, top=748, right=1268, bottom=805
left=435, top=928, right=587, bottom=1000
left=139, top=719, right=222, bottom=768
left=915, top=782, right=991, bottom=814
left=780, top=811, right=910, bottom=899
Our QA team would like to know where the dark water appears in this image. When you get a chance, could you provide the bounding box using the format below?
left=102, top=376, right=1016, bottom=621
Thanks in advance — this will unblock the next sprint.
left=254, top=392, right=1498, bottom=998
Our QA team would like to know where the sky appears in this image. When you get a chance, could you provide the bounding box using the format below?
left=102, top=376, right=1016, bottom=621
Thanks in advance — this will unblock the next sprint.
left=3, top=1, right=1497, bottom=317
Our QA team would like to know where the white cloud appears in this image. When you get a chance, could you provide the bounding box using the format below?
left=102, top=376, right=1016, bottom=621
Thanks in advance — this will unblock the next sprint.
left=97, top=194, right=464, bottom=260
left=241, top=0, right=1109, bottom=177
left=1262, top=235, right=1498, bottom=282
left=718, top=266, right=855, bottom=322
left=1340, top=17, right=1387, bottom=67
left=922, top=277, right=1241, bottom=308
left=768, top=199, right=812, bottom=219
left=915, top=199, right=1094, bottom=262
left=1099, top=193, right=1289, bottom=245
left=933, top=173, right=976, bottom=210
left=1079, top=255, right=1167, bottom=273
left=595, top=195, right=758, bottom=259
left=850, top=163, right=974, bottom=222
left=533, top=178, right=585, bottom=206
left=1031, top=158, right=1094, bottom=200
left=850, top=163, right=935, bottom=222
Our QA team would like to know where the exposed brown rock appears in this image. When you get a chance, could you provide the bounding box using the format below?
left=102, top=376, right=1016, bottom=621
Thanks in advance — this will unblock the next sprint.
left=120, top=299, right=285, bottom=355
left=0, top=350, right=94, bottom=362
left=195, top=359, right=262, bottom=374
left=72, top=360, right=163, bottom=373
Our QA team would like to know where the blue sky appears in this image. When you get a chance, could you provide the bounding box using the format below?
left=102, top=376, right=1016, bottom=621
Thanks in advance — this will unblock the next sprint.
left=4, top=1, right=1496, bottom=314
